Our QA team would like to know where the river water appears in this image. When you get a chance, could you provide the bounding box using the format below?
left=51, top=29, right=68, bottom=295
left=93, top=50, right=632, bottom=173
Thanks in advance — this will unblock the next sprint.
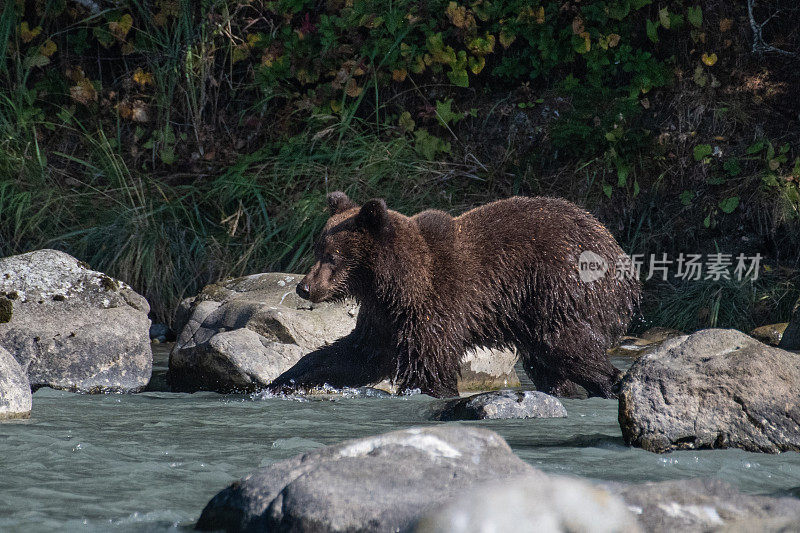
left=1, top=347, right=799, bottom=532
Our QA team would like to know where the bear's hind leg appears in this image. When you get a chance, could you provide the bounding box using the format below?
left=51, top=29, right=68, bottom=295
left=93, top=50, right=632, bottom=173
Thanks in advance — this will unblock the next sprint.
left=553, top=344, right=621, bottom=399
left=522, top=338, right=621, bottom=399
left=518, top=347, right=581, bottom=398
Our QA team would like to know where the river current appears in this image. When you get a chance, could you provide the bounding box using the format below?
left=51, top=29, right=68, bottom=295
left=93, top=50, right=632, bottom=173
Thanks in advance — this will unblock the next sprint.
left=1, top=347, right=799, bottom=532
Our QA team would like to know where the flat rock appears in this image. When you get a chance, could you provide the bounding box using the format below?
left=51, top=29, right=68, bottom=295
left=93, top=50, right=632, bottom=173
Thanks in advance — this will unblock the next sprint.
left=430, top=390, right=567, bottom=421
left=0, top=345, right=31, bottom=419
left=415, top=475, right=641, bottom=533
left=168, top=273, right=519, bottom=393
left=608, top=478, right=800, bottom=533
left=196, top=426, right=536, bottom=532
left=619, top=328, right=800, bottom=453
left=0, top=249, right=151, bottom=393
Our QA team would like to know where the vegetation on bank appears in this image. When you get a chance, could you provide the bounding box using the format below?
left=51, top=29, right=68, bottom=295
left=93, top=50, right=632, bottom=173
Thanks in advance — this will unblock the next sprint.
left=1, top=0, right=798, bottom=330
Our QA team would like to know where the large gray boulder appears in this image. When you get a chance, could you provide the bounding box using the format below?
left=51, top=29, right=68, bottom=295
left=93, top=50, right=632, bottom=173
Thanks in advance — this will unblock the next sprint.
left=608, top=478, right=800, bottom=533
left=415, top=475, right=641, bottom=533
left=168, top=273, right=519, bottom=393
left=619, top=328, right=800, bottom=453
left=0, top=345, right=31, bottom=419
left=430, top=390, right=567, bottom=421
left=0, top=250, right=152, bottom=393
left=196, top=426, right=536, bottom=532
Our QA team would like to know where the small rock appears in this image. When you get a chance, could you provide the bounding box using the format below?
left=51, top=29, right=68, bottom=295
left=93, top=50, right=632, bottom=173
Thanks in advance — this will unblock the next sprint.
left=0, top=345, right=31, bottom=420
left=415, top=475, right=641, bottom=533
left=430, top=390, right=566, bottom=421
left=608, top=327, right=684, bottom=358
left=0, top=250, right=152, bottom=393
left=750, top=323, right=787, bottom=346
left=196, top=426, right=536, bottom=532
left=607, top=478, right=800, bottom=533
left=619, top=328, right=800, bottom=453
left=779, top=297, right=800, bottom=350
left=149, top=322, right=171, bottom=342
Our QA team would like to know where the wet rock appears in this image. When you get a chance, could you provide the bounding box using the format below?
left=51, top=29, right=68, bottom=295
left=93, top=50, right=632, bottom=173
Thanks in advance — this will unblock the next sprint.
left=619, top=328, right=800, bottom=453
left=608, top=478, right=800, bottom=533
left=0, top=249, right=152, bottom=393
left=608, top=327, right=684, bottom=358
left=430, top=390, right=566, bottom=421
left=779, top=297, right=800, bottom=350
left=0, top=345, right=31, bottom=419
left=168, top=273, right=519, bottom=393
left=149, top=323, right=172, bottom=343
left=750, top=323, right=788, bottom=346
left=196, top=426, right=536, bottom=532
left=168, top=273, right=357, bottom=393
left=415, top=475, right=641, bottom=533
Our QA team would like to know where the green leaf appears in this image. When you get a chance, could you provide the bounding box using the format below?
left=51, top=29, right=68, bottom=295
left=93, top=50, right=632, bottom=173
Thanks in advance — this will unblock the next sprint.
left=435, top=99, right=464, bottom=127
left=723, top=158, right=741, bottom=177
left=719, top=196, right=739, bottom=213
left=447, top=67, right=469, bottom=87
left=617, top=164, right=629, bottom=186
left=762, top=173, right=779, bottom=187
left=703, top=213, right=711, bottom=228
left=687, top=6, right=703, bottom=28
left=23, top=54, right=50, bottom=69
left=602, top=184, right=613, bottom=198
left=680, top=190, right=693, bottom=205
left=633, top=180, right=640, bottom=197
left=646, top=19, right=660, bottom=43
left=747, top=140, right=765, bottom=154
left=658, top=8, right=671, bottom=29
left=160, top=146, right=175, bottom=165
left=398, top=111, right=415, bottom=132
left=414, top=129, right=451, bottom=160
left=693, top=144, right=712, bottom=161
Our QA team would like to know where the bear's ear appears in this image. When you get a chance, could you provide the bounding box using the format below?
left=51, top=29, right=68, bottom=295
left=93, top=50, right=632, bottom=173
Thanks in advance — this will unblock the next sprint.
left=327, top=191, right=357, bottom=215
left=356, top=198, right=391, bottom=236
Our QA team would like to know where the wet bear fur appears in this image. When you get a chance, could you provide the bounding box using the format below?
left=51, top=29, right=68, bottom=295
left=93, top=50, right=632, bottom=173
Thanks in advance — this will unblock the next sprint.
left=270, top=192, right=640, bottom=398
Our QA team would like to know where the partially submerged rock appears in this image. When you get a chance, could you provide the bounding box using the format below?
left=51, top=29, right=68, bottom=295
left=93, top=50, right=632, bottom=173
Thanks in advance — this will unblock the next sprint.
left=619, top=328, right=800, bottom=453
left=0, top=250, right=152, bottom=393
left=196, top=426, right=536, bottom=532
left=430, top=390, right=566, bottom=421
left=415, top=475, right=640, bottom=533
left=168, top=273, right=519, bottom=394
left=608, top=478, right=800, bottom=533
left=0, top=345, right=31, bottom=419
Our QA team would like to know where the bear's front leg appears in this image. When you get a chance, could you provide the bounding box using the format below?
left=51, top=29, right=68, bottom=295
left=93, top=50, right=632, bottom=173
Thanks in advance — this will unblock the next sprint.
left=394, top=335, right=461, bottom=398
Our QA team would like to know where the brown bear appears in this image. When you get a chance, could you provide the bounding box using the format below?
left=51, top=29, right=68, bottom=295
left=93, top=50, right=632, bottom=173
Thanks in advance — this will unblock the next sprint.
left=269, top=192, right=640, bottom=398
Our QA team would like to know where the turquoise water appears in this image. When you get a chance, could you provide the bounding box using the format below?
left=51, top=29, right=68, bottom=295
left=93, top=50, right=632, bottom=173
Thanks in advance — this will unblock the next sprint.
left=1, top=349, right=799, bottom=532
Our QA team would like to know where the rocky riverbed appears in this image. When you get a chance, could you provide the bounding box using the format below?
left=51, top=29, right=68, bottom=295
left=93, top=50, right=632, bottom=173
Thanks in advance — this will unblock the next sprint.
left=2, top=250, right=800, bottom=532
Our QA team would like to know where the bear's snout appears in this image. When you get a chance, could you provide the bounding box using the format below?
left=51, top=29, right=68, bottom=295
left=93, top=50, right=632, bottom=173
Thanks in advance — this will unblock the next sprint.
left=296, top=281, right=311, bottom=300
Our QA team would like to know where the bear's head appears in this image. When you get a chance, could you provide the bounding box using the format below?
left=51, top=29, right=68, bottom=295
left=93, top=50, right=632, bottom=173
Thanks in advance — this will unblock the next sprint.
left=296, top=191, right=391, bottom=303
